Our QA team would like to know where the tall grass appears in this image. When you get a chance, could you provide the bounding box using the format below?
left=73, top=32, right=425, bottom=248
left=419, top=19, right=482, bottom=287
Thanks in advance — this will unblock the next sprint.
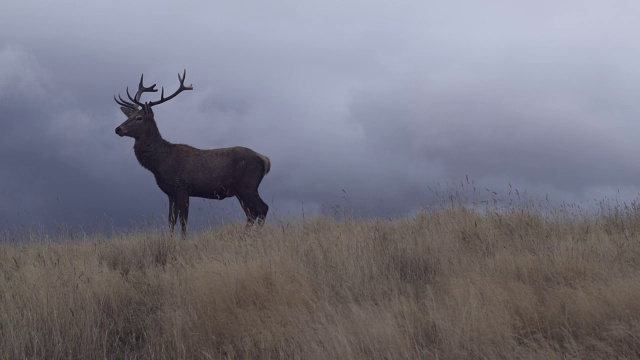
left=3, top=192, right=640, bottom=358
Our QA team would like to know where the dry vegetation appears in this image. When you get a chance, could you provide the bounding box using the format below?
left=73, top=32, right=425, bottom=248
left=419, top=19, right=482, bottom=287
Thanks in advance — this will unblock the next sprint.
left=3, top=194, right=640, bottom=359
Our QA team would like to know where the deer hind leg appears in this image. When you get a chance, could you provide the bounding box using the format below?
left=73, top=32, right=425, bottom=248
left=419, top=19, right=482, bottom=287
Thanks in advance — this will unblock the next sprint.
left=236, top=195, right=255, bottom=226
left=177, top=195, right=189, bottom=238
left=253, top=194, right=268, bottom=225
left=236, top=193, right=268, bottom=226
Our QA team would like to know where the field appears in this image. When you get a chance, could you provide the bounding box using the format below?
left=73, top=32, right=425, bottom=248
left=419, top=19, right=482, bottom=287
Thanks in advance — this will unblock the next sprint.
left=2, top=195, right=640, bottom=359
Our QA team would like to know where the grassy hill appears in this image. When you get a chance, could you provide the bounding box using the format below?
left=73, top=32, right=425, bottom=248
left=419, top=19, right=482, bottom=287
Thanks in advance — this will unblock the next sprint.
left=2, top=199, right=640, bottom=359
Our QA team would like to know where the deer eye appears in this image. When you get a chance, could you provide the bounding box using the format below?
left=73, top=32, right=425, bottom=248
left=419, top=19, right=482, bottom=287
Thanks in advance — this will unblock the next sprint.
left=135, top=115, right=143, bottom=121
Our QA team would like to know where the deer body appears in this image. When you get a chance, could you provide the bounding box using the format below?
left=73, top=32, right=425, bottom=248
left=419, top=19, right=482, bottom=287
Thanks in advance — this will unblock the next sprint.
left=115, top=71, right=270, bottom=236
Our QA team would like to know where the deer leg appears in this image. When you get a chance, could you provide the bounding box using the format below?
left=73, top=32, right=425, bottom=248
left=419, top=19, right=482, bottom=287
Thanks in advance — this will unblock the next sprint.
left=236, top=193, right=268, bottom=226
left=235, top=195, right=255, bottom=226
left=168, top=196, right=178, bottom=235
left=176, top=194, right=189, bottom=238
left=252, top=194, right=269, bottom=226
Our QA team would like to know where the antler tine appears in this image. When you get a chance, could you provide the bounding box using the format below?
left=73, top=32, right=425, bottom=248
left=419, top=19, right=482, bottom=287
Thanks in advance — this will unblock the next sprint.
left=126, top=86, right=143, bottom=108
left=123, top=74, right=158, bottom=108
left=136, top=73, right=158, bottom=102
left=114, top=94, right=137, bottom=109
left=147, top=69, right=193, bottom=108
left=179, top=69, right=193, bottom=90
left=118, top=94, right=134, bottom=106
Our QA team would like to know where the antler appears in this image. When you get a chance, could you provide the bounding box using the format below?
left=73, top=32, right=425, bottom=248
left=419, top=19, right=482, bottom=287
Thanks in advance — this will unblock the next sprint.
left=146, top=70, right=193, bottom=108
left=114, top=71, right=192, bottom=110
left=114, top=74, right=158, bottom=109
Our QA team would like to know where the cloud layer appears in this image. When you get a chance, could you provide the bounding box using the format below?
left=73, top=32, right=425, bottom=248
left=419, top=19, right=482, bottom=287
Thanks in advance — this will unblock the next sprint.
left=2, top=1, right=640, bottom=231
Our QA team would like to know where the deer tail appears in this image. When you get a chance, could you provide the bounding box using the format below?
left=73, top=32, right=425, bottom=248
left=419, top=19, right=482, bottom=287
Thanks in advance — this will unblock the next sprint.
left=259, top=154, right=271, bottom=176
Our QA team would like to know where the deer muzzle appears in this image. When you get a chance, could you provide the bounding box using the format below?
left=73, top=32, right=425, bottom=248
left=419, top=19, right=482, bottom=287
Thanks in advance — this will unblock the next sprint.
left=115, top=126, right=126, bottom=137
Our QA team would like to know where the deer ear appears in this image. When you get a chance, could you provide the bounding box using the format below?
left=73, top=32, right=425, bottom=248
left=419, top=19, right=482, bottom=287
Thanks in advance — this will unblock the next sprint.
left=120, top=107, right=136, bottom=116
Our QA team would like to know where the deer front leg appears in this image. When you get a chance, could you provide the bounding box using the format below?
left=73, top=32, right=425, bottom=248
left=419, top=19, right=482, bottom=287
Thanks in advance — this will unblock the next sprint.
left=168, top=195, right=189, bottom=238
left=168, top=196, right=178, bottom=235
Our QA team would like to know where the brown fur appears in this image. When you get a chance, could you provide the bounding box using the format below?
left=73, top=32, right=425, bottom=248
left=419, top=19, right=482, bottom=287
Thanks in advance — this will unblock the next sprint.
left=115, top=75, right=270, bottom=237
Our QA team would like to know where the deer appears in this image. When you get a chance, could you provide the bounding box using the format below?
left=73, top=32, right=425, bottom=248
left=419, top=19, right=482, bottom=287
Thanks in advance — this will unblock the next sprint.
left=114, top=70, right=271, bottom=237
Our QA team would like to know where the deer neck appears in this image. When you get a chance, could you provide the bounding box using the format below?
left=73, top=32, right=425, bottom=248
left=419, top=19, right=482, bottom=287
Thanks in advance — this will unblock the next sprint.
left=133, top=129, right=171, bottom=172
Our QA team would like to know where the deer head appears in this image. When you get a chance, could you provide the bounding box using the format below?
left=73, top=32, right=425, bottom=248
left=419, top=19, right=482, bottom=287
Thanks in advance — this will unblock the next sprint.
left=115, top=70, right=193, bottom=139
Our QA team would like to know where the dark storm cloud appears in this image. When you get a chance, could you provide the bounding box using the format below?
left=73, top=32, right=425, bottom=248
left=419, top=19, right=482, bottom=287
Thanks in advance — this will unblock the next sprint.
left=0, top=47, right=157, bottom=229
left=1, top=1, right=640, bottom=232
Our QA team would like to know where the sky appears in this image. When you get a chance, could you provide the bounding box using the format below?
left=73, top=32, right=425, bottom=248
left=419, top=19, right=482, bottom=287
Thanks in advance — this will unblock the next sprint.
left=2, top=0, right=640, bottom=232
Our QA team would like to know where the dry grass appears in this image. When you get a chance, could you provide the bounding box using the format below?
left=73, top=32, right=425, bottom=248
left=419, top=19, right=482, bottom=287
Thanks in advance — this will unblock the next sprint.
left=3, top=197, right=640, bottom=359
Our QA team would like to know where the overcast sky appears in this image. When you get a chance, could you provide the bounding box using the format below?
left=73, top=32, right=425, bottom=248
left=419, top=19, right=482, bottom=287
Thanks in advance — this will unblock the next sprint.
left=2, top=1, right=640, bottom=232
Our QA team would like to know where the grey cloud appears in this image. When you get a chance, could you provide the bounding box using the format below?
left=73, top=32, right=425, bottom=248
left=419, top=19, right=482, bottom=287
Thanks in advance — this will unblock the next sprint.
left=2, top=1, right=640, bottom=232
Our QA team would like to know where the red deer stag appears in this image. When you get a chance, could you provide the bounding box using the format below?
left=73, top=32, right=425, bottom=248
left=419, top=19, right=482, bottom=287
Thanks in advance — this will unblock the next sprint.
left=115, top=70, right=270, bottom=237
